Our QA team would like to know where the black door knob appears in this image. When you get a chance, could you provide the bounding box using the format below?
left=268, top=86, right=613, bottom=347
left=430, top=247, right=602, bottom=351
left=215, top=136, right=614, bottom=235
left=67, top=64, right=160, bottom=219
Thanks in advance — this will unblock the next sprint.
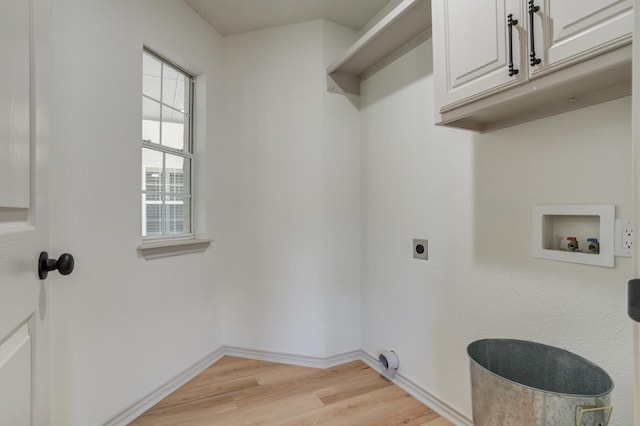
left=38, top=251, right=74, bottom=279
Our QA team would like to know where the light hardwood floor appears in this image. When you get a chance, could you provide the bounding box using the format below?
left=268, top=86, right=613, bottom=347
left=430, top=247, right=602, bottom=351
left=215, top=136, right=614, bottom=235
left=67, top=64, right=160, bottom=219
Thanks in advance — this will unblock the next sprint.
left=130, top=356, right=453, bottom=425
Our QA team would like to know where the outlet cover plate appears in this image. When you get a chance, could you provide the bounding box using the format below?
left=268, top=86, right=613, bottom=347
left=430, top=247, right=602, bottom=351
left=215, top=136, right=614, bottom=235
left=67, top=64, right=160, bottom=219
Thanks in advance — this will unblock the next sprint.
left=413, top=239, right=428, bottom=260
left=615, top=219, right=632, bottom=257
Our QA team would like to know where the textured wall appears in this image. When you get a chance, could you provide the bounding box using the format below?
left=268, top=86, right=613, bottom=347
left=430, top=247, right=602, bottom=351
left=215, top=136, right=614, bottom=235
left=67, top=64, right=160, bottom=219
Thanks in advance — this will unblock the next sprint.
left=49, top=1, right=225, bottom=424
left=219, top=20, right=361, bottom=357
left=360, top=39, right=633, bottom=424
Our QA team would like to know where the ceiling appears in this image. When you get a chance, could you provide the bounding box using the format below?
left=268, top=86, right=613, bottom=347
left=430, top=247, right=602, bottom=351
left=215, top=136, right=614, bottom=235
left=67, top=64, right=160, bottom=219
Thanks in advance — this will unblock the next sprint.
left=184, top=0, right=391, bottom=36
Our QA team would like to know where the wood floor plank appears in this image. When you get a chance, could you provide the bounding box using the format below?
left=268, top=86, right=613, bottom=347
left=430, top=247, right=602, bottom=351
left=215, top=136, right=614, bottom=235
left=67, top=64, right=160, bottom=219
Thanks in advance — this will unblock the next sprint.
left=314, top=369, right=393, bottom=405
left=277, top=385, right=431, bottom=426
left=130, top=390, right=239, bottom=426
left=152, top=375, right=259, bottom=410
left=211, top=389, right=326, bottom=424
left=130, top=356, right=452, bottom=426
left=421, top=418, right=456, bottom=426
left=233, top=361, right=387, bottom=409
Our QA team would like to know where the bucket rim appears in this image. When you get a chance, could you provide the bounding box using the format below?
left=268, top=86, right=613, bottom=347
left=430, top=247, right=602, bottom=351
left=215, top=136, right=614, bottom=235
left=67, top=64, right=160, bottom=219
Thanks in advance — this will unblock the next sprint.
left=467, top=338, right=614, bottom=398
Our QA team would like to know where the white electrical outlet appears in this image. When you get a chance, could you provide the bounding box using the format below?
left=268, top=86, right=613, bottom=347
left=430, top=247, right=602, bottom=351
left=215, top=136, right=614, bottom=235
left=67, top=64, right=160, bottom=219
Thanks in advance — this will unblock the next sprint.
left=615, top=219, right=633, bottom=257
left=623, top=226, right=633, bottom=249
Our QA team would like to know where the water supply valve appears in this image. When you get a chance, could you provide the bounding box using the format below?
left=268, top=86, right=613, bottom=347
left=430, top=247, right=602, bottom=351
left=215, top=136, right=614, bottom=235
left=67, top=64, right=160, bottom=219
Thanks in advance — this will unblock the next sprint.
left=567, top=237, right=579, bottom=252
left=587, top=238, right=600, bottom=254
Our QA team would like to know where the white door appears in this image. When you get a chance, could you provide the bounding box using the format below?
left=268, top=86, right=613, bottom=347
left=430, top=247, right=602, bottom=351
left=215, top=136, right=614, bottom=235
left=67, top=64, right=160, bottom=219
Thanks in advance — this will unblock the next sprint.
left=532, top=0, right=633, bottom=77
left=0, top=0, right=51, bottom=424
left=432, top=0, right=526, bottom=113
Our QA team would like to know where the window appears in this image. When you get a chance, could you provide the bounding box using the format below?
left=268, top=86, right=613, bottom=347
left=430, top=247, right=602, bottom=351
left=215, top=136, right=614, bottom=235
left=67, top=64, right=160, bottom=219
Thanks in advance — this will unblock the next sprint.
left=141, top=49, right=193, bottom=238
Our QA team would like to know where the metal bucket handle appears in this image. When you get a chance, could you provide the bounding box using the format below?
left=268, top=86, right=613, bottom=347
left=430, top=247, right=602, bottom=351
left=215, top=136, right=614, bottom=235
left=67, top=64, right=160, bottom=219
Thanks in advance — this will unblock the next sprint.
left=575, top=406, right=613, bottom=426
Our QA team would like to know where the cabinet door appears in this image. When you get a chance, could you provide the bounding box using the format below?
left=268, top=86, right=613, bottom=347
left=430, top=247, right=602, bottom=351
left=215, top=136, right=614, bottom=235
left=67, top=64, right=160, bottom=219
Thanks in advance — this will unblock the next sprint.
left=433, top=0, right=525, bottom=112
left=531, top=0, right=632, bottom=76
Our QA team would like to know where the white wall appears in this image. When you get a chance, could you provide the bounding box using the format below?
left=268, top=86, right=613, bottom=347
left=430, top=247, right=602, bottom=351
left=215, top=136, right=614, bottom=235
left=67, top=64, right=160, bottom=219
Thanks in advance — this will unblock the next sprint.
left=360, top=39, right=633, bottom=424
left=46, top=2, right=634, bottom=423
left=321, top=21, right=362, bottom=356
left=49, top=1, right=224, bottom=424
left=219, top=20, right=361, bottom=357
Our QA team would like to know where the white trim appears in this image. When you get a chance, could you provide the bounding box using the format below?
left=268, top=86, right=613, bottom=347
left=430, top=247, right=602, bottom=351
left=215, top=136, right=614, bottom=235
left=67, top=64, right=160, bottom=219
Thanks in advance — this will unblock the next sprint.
left=100, top=346, right=226, bottom=426
left=101, top=346, right=469, bottom=426
left=223, top=346, right=362, bottom=369
left=137, top=237, right=212, bottom=259
left=0, top=221, right=35, bottom=237
left=361, top=351, right=472, bottom=426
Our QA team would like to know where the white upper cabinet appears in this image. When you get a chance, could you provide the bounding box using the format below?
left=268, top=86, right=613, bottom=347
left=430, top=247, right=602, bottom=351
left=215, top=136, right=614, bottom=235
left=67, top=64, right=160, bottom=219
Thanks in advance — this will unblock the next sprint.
left=433, top=0, right=633, bottom=131
left=433, top=0, right=524, bottom=110
left=532, top=0, right=633, bottom=76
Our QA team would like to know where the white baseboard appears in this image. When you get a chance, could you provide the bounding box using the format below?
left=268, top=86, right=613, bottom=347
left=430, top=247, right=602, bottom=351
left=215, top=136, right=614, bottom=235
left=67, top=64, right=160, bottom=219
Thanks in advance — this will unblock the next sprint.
left=223, top=345, right=362, bottom=369
left=100, top=346, right=226, bottom=426
left=101, top=346, right=470, bottom=426
left=360, top=351, right=472, bottom=426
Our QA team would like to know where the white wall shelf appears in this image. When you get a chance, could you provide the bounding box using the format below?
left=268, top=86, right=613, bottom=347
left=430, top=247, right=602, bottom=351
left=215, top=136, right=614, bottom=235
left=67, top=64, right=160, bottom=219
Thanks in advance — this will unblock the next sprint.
left=532, top=204, right=615, bottom=268
left=326, top=0, right=431, bottom=96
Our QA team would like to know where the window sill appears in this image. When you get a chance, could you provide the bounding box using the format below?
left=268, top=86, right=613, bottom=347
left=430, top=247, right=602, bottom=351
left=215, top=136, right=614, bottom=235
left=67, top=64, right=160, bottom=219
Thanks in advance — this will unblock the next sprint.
left=137, top=238, right=212, bottom=260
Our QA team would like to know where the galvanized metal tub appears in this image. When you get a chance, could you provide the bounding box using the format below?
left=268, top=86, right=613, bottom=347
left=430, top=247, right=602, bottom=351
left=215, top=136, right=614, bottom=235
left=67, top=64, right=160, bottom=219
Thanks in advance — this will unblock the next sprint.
left=467, top=339, right=613, bottom=426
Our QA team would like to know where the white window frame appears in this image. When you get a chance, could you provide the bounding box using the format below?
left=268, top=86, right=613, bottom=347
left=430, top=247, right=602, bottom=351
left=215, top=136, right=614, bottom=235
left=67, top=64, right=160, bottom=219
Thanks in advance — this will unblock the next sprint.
left=141, top=47, right=195, bottom=241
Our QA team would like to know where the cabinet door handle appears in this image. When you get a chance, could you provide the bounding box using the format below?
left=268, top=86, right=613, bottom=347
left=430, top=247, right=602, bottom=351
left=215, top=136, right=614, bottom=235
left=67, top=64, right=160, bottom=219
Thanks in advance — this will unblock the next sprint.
left=507, top=14, right=519, bottom=77
left=528, top=0, right=542, bottom=66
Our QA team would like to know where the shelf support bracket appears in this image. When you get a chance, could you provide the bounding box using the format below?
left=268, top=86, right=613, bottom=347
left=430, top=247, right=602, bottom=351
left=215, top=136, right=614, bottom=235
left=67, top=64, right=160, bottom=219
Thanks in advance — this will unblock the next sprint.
left=327, top=72, right=360, bottom=96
